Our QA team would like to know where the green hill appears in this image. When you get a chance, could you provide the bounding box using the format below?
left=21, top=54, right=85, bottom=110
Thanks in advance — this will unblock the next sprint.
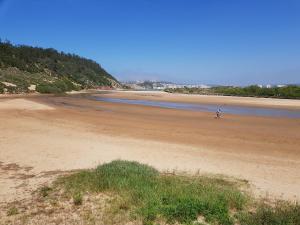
left=0, top=40, right=120, bottom=94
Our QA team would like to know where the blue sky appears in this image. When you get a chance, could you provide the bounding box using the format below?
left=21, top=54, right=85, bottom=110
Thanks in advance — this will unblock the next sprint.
left=0, top=0, right=299, bottom=85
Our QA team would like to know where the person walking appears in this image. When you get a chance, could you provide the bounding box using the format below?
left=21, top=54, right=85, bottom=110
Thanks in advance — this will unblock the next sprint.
left=215, top=107, right=222, bottom=119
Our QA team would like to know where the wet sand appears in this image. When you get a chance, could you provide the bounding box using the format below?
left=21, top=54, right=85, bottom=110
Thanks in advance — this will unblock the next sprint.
left=0, top=91, right=300, bottom=202
left=98, top=90, right=300, bottom=109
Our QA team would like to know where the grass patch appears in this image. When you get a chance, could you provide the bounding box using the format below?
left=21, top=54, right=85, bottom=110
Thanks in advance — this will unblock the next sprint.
left=7, top=206, right=19, bottom=216
left=73, top=192, right=83, bottom=205
left=39, top=186, right=52, bottom=197
left=3, top=160, right=299, bottom=225
left=58, top=160, right=248, bottom=225
left=239, top=201, right=300, bottom=225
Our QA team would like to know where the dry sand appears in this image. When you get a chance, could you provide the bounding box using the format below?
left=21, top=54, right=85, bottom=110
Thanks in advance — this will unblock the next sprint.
left=0, top=92, right=300, bottom=203
left=0, top=98, right=54, bottom=110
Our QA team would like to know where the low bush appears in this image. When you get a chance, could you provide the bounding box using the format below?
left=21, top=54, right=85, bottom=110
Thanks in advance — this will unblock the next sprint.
left=73, top=192, right=83, bottom=205
left=0, top=83, right=4, bottom=93
left=36, top=83, right=63, bottom=93
left=39, top=186, right=52, bottom=197
left=36, top=78, right=79, bottom=93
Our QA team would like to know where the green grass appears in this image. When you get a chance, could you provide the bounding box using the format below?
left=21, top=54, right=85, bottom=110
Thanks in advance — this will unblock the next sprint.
left=239, top=202, right=300, bottom=225
left=58, top=160, right=248, bottom=225
left=56, top=160, right=300, bottom=225
left=73, top=192, right=83, bottom=205
left=39, top=186, right=52, bottom=197
left=7, top=206, right=19, bottom=216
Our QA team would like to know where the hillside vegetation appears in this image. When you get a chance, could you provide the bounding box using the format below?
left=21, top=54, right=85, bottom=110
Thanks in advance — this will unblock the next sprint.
left=165, top=85, right=300, bottom=99
left=0, top=40, right=120, bottom=94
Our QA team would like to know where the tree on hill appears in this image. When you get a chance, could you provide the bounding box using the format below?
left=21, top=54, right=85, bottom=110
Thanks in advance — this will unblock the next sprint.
left=0, top=39, right=120, bottom=93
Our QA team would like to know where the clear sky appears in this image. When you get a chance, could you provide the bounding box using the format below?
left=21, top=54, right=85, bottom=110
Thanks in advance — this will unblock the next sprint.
left=0, top=0, right=299, bottom=85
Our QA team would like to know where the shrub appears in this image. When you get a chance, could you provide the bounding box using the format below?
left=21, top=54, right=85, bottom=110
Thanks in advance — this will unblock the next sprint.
left=36, top=83, right=63, bottom=93
left=39, top=186, right=52, bottom=197
left=7, top=206, right=18, bottom=216
left=73, top=192, right=83, bottom=205
left=36, top=78, right=81, bottom=93
left=0, top=83, right=4, bottom=93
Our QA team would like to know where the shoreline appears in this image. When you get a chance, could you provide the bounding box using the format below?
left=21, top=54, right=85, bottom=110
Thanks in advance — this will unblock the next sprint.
left=1, top=89, right=300, bottom=109
left=92, top=90, right=300, bottom=110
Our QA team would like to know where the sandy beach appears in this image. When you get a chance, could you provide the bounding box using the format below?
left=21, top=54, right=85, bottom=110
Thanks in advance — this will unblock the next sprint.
left=0, top=91, right=300, bottom=202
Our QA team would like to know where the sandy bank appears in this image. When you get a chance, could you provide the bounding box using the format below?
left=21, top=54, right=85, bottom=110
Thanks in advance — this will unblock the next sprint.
left=0, top=98, right=54, bottom=110
left=0, top=93, right=299, bottom=203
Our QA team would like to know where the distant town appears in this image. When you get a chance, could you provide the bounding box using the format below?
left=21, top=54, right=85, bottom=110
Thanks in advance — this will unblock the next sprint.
left=122, top=80, right=289, bottom=91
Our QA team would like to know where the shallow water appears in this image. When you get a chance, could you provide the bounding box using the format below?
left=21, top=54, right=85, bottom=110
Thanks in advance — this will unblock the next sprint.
left=92, top=97, right=300, bottom=118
